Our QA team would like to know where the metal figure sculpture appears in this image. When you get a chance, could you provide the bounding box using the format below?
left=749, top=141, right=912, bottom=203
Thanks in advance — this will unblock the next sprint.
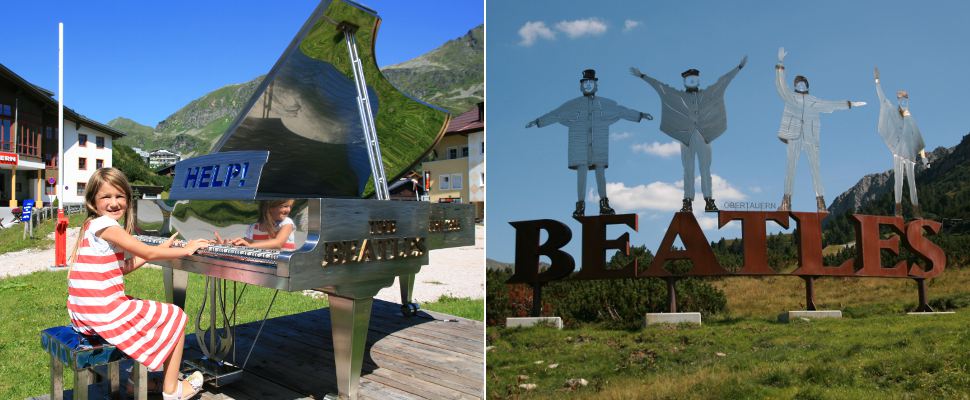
left=874, top=67, right=929, bottom=218
left=774, top=47, right=866, bottom=212
left=526, top=69, right=653, bottom=217
left=630, top=55, right=746, bottom=213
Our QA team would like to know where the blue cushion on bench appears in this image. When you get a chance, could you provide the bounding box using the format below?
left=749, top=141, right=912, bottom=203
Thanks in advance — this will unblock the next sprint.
left=40, top=326, right=128, bottom=370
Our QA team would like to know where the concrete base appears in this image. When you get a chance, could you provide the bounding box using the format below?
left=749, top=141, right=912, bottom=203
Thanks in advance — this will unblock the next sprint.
left=778, top=310, right=842, bottom=323
left=906, top=311, right=956, bottom=316
left=506, top=317, right=563, bottom=329
left=644, top=312, right=702, bottom=326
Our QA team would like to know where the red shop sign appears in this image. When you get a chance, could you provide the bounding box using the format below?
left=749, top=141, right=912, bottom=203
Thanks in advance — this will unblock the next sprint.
left=0, top=152, right=17, bottom=166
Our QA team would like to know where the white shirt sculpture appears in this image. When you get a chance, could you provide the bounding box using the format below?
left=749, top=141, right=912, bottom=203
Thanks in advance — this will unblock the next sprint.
left=527, top=69, right=651, bottom=217
left=874, top=67, right=929, bottom=218
left=774, top=47, right=866, bottom=212
left=630, top=56, right=746, bottom=213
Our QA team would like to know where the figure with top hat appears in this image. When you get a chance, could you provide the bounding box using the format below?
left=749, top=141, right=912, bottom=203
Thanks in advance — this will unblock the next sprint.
left=527, top=69, right=653, bottom=217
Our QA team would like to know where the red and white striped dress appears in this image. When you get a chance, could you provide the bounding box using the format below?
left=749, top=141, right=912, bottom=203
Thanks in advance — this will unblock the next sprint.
left=67, top=216, right=187, bottom=371
left=246, top=217, right=296, bottom=250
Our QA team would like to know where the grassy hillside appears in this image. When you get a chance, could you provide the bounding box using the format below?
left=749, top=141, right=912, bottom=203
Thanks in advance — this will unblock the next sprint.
left=488, top=307, right=970, bottom=399
left=111, top=117, right=206, bottom=156
left=382, top=24, right=484, bottom=114
left=112, top=143, right=172, bottom=189
left=488, top=268, right=970, bottom=399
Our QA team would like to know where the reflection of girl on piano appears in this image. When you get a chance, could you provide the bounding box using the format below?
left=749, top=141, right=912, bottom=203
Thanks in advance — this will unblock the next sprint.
left=223, top=199, right=296, bottom=250
left=66, top=168, right=208, bottom=399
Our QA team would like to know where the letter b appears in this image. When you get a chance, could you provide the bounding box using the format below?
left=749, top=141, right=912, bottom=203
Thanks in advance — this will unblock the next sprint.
left=506, top=219, right=575, bottom=285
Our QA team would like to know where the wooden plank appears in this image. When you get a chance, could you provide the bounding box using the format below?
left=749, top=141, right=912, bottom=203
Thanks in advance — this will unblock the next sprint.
left=363, top=314, right=485, bottom=357
left=262, top=306, right=485, bottom=371
left=226, top=323, right=482, bottom=397
left=197, top=372, right=307, bottom=399
left=365, top=354, right=483, bottom=397
left=184, top=303, right=484, bottom=399
left=272, top=306, right=484, bottom=361
left=360, top=365, right=476, bottom=400
left=257, top=312, right=483, bottom=381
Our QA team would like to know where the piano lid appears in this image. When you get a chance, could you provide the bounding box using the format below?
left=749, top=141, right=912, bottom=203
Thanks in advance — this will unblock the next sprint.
left=211, top=0, right=450, bottom=198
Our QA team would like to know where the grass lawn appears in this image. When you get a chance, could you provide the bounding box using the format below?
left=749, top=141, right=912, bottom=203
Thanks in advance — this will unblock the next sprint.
left=488, top=269, right=970, bottom=399
left=0, top=268, right=482, bottom=399
left=0, top=212, right=87, bottom=255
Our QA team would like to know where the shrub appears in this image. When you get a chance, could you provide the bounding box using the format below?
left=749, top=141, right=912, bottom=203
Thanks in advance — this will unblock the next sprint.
left=486, top=245, right=727, bottom=328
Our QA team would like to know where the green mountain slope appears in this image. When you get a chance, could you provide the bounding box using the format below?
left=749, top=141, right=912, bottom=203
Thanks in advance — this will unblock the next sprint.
left=109, top=24, right=483, bottom=157
left=382, top=24, right=484, bottom=114
left=110, top=117, right=206, bottom=156
left=825, top=133, right=970, bottom=237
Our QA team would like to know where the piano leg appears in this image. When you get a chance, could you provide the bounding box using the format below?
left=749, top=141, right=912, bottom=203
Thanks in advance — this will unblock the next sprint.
left=325, top=293, right=372, bottom=400
left=164, top=268, right=189, bottom=309
left=398, top=274, right=420, bottom=317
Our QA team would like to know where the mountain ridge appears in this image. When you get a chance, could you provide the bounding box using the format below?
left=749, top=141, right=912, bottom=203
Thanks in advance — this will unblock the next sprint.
left=111, top=24, right=483, bottom=156
left=826, top=145, right=952, bottom=219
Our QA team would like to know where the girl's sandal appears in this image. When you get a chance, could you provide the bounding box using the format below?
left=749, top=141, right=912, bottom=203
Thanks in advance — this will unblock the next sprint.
left=161, top=371, right=204, bottom=400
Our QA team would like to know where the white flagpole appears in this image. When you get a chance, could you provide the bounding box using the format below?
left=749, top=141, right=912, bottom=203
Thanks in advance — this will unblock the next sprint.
left=53, top=22, right=67, bottom=269
left=58, top=22, right=63, bottom=211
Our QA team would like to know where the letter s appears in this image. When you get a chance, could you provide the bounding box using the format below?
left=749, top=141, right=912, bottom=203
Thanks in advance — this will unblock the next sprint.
left=905, top=219, right=946, bottom=279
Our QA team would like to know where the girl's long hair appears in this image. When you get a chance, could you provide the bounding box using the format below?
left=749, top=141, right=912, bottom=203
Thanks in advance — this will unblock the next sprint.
left=69, top=168, right=136, bottom=264
left=257, top=200, right=293, bottom=238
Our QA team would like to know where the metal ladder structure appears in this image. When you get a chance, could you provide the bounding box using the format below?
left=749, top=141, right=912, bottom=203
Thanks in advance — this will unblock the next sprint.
left=344, top=28, right=389, bottom=200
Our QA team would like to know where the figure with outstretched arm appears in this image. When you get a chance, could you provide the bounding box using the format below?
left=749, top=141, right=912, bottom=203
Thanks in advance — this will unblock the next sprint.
left=874, top=67, right=929, bottom=218
left=526, top=69, right=653, bottom=217
left=774, top=47, right=867, bottom=212
left=629, top=55, right=746, bottom=213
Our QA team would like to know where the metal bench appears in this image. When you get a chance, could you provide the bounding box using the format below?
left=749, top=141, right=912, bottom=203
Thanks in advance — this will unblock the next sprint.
left=40, top=326, right=148, bottom=400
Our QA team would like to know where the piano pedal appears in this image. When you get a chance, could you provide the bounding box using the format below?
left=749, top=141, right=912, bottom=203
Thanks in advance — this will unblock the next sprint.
left=184, top=357, right=243, bottom=387
left=400, top=302, right=420, bottom=317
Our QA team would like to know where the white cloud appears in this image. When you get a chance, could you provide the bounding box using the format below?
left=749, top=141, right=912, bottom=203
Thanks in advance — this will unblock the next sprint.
left=589, top=174, right=746, bottom=213
left=611, top=131, right=633, bottom=141
left=555, top=18, right=608, bottom=38
left=518, top=21, right=555, bottom=46
left=595, top=181, right=684, bottom=212
left=706, top=175, right=747, bottom=202
left=696, top=215, right=720, bottom=230
left=623, top=20, right=641, bottom=32
left=632, top=141, right=681, bottom=157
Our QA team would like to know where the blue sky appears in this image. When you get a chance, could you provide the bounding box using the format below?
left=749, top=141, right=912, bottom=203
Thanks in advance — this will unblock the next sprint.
left=486, top=1, right=970, bottom=262
left=3, top=1, right=482, bottom=127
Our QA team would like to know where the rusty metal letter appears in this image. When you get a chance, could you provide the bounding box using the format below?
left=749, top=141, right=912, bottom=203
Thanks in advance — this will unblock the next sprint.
left=790, top=212, right=855, bottom=276
left=853, top=215, right=908, bottom=277
left=718, top=211, right=790, bottom=274
left=904, top=219, right=946, bottom=279
left=572, top=214, right=638, bottom=279
left=506, top=219, right=575, bottom=284
left=641, top=213, right=726, bottom=276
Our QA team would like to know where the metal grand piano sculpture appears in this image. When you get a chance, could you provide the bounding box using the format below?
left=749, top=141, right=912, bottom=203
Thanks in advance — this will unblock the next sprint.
left=132, top=1, right=475, bottom=398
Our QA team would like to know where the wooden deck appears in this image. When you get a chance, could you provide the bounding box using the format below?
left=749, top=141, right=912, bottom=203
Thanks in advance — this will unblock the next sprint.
left=32, top=300, right=484, bottom=400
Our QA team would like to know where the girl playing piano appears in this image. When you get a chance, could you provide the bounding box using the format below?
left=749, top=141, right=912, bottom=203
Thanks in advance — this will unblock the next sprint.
left=223, top=199, right=297, bottom=250
left=67, top=168, right=209, bottom=400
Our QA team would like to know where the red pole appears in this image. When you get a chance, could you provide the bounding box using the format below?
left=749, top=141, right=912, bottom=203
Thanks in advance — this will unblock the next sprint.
left=55, top=208, right=67, bottom=267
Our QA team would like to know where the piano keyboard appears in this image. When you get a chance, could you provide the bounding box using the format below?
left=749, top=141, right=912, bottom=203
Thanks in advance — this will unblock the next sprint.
left=135, top=235, right=281, bottom=266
